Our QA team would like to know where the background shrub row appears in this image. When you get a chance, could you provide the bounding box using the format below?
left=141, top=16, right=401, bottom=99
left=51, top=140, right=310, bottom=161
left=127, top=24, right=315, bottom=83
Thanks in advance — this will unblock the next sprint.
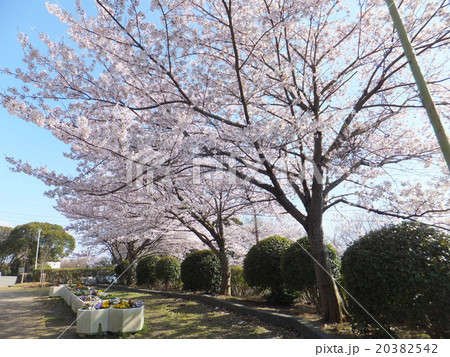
left=241, top=225, right=449, bottom=338
left=136, top=255, right=182, bottom=289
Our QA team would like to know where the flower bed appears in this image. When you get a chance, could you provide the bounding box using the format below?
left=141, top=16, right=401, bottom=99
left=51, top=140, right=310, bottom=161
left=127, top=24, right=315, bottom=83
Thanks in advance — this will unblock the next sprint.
left=76, top=308, right=110, bottom=336
left=72, top=295, right=100, bottom=313
left=49, top=284, right=144, bottom=335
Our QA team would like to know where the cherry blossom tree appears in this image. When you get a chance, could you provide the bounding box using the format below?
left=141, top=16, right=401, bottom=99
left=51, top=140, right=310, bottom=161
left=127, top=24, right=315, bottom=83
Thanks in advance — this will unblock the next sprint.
left=11, top=150, right=192, bottom=284
left=161, top=169, right=270, bottom=295
left=72, top=158, right=265, bottom=294
left=2, top=0, right=449, bottom=321
left=17, top=147, right=258, bottom=292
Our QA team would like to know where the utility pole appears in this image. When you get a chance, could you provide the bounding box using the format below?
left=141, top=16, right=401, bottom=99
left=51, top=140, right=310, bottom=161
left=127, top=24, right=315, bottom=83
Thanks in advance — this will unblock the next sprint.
left=253, top=210, right=259, bottom=244
left=34, top=228, right=42, bottom=270
left=384, top=0, right=450, bottom=172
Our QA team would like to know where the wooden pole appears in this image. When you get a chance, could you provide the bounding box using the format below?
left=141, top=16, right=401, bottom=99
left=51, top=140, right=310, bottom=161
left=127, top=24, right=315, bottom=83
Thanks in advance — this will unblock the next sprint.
left=384, top=0, right=450, bottom=172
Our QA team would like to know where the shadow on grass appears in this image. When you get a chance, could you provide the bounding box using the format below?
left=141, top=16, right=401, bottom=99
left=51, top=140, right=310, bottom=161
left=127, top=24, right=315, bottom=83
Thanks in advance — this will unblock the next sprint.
left=113, top=293, right=301, bottom=339
left=38, top=296, right=78, bottom=338
left=3, top=288, right=301, bottom=339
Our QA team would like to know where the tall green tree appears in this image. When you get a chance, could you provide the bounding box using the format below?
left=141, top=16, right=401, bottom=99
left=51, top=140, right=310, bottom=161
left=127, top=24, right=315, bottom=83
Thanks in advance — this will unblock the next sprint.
left=3, top=222, right=75, bottom=271
left=0, top=226, right=13, bottom=274
left=0, top=226, right=12, bottom=241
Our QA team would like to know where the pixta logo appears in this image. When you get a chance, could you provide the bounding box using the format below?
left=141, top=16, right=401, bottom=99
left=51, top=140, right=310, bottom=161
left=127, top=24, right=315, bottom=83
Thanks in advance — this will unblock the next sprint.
left=125, top=148, right=166, bottom=191
left=192, top=153, right=323, bottom=185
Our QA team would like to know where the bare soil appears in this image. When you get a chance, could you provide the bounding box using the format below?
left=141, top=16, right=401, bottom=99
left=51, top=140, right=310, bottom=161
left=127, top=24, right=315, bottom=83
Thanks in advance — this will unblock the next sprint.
left=0, top=283, right=77, bottom=339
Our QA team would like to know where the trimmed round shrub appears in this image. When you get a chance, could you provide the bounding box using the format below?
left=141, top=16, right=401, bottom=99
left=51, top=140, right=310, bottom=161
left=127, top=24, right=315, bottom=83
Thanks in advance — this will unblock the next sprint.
left=244, top=236, right=296, bottom=305
left=244, top=235, right=292, bottom=290
left=181, top=250, right=221, bottom=293
left=282, top=237, right=341, bottom=293
left=136, top=255, right=161, bottom=286
left=341, top=222, right=450, bottom=338
left=155, top=256, right=181, bottom=289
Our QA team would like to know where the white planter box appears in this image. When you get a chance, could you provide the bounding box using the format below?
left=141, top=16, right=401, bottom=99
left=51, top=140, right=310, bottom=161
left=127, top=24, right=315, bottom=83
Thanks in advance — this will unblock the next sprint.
left=49, top=285, right=145, bottom=335
left=72, top=296, right=80, bottom=312
left=59, top=288, right=66, bottom=303
left=49, top=285, right=65, bottom=297
left=69, top=293, right=79, bottom=311
left=76, top=308, right=110, bottom=336
left=108, top=306, right=144, bottom=333
left=61, top=288, right=71, bottom=304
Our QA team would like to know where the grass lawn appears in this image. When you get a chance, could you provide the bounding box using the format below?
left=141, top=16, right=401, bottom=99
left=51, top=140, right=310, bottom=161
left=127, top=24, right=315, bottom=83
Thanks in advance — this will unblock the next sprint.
left=39, top=287, right=302, bottom=339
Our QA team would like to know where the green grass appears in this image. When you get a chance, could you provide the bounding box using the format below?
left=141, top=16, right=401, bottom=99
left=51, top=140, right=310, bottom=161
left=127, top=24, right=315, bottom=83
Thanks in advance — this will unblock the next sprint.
left=34, top=288, right=300, bottom=339
left=10, top=284, right=431, bottom=339
left=103, top=291, right=300, bottom=339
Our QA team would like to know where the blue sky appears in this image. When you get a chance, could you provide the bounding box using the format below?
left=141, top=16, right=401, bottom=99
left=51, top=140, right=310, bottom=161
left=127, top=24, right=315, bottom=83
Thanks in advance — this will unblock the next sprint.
left=0, top=1, right=447, bottom=236
left=0, top=0, right=77, bottom=228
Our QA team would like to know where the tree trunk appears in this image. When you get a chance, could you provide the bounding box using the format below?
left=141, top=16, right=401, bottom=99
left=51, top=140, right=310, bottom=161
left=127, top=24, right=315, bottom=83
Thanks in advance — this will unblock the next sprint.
left=307, top=163, right=348, bottom=322
left=307, top=223, right=347, bottom=322
left=218, top=249, right=231, bottom=296
left=126, top=260, right=137, bottom=287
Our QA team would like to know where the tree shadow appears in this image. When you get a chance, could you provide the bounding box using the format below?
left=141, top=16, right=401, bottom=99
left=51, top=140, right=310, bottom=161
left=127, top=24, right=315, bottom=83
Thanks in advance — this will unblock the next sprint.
left=37, top=295, right=78, bottom=338
left=144, top=298, right=300, bottom=338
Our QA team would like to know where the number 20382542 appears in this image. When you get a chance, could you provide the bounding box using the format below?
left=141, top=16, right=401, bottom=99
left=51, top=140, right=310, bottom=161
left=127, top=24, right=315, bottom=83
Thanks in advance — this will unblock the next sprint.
left=375, top=344, right=438, bottom=354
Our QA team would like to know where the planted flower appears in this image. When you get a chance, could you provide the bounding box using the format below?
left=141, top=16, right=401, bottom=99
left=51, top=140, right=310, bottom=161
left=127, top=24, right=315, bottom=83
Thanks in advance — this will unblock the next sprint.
left=101, top=300, right=110, bottom=309
left=80, top=295, right=99, bottom=302
left=98, top=292, right=116, bottom=300
left=132, top=300, right=144, bottom=308
left=112, top=299, right=144, bottom=309
left=81, top=300, right=111, bottom=310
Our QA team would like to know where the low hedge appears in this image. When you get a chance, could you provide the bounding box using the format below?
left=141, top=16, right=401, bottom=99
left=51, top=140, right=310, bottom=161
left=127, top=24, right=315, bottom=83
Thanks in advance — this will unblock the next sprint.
left=32, top=267, right=115, bottom=284
left=244, top=236, right=296, bottom=306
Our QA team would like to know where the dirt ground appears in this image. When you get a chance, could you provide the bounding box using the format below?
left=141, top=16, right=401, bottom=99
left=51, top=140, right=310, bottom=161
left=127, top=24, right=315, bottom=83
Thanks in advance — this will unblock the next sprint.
left=0, top=283, right=77, bottom=339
